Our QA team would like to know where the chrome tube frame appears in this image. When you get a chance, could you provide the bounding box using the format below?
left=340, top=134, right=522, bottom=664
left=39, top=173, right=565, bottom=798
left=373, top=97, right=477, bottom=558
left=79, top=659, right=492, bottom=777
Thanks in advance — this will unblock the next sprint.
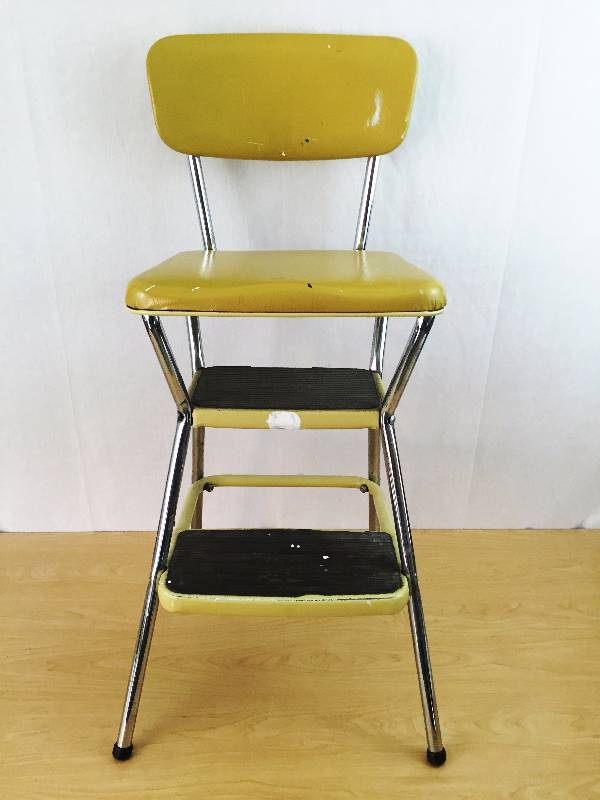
left=187, top=317, right=205, bottom=373
left=142, top=316, right=191, bottom=416
left=355, top=157, right=386, bottom=527
left=370, top=316, right=388, bottom=375
left=186, top=155, right=213, bottom=376
left=354, top=156, right=379, bottom=251
left=188, top=155, right=216, bottom=250
left=357, top=160, right=443, bottom=756
left=382, top=316, right=434, bottom=416
left=114, top=151, right=445, bottom=763
left=354, top=156, right=389, bottom=381
left=113, top=317, right=192, bottom=759
left=187, top=155, right=215, bottom=520
left=379, top=316, right=445, bottom=760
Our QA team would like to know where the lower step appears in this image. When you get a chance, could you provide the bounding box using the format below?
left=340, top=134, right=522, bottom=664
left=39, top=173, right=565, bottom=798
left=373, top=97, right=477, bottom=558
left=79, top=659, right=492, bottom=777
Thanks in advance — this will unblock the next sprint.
left=157, top=528, right=409, bottom=617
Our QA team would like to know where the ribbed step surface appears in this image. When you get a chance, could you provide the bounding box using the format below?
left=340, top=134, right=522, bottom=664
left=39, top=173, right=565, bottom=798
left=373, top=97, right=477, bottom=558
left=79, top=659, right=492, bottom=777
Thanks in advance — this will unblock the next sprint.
left=191, top=367, right=380, bottom=410
left=166, top=529, right=401, bottom=597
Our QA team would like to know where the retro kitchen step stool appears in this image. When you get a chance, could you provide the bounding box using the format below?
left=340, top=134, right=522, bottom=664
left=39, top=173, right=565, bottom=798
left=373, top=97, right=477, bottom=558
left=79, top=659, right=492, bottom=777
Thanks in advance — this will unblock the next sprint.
left=113, top=33, right=447, bottom=766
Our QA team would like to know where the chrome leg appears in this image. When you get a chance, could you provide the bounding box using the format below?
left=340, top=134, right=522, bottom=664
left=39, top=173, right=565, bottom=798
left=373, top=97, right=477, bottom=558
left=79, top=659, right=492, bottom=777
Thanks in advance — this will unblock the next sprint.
left=368, top=428, right=380, bottom=530
left=186, top=316, right=205, bottom=373
left=382, top=317, right=434, bottom=414
left=191, top=426, right=205, bottom=528
left=112, top=412, right=191, bottom=760
left=370, top=316, right=388, bottom=374
left=381, top=412, right=446, bottom=765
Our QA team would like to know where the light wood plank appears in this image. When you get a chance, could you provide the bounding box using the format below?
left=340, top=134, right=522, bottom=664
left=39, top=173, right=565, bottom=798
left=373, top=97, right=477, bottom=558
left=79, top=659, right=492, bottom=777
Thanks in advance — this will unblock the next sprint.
left=1, top=529, right=599, bottom=799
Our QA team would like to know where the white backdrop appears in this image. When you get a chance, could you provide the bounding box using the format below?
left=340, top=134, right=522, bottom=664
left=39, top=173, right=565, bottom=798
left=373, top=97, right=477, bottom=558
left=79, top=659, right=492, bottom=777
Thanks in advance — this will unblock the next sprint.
left=2, top=0, right=599, bottom=532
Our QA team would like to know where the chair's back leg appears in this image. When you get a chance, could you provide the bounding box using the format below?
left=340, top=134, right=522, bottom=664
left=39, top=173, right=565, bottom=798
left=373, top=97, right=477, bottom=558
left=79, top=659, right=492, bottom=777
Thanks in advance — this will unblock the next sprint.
left=379, top=315, right=446, bottom=765
left=381, top=414, right=446, bottom=765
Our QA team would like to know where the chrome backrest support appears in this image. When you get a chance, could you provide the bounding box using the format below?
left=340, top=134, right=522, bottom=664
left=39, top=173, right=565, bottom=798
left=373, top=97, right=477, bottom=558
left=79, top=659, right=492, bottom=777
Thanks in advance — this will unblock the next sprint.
left=185, top=154, right=389, bottom=377
left=186, top=155, right=215, bottom=373
left=354, top=156, right=388, bottom=376
left=188, top=155, right=216, bottom=250
left=354, top=156, right=379, bottom=251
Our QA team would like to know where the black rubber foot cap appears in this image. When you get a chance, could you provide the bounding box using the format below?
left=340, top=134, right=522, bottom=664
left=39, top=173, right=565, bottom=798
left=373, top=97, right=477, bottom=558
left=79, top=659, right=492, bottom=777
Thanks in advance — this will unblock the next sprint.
left=112, top=743, right=133, bottom=761
left=427, top=747, right=447, bottom=766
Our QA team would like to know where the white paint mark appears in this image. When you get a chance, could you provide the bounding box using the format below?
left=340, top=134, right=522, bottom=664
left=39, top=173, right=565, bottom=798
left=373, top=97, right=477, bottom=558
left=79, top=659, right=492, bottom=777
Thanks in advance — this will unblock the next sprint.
left=267, top=411, right=301, bottom=430
left=322, top=555, right=330, bottom=559
left=367, top=90, right=383, bottom=128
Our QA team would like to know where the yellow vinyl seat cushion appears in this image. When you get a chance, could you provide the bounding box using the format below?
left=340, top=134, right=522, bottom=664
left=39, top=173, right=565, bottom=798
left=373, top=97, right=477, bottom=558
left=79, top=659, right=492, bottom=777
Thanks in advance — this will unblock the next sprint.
left=126, top=250, right=446, bottom=316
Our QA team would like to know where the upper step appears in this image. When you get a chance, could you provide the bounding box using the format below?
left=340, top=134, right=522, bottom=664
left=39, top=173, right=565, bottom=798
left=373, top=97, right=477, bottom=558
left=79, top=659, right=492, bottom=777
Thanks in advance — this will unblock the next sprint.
left=190, top=366, right=383, bottom=430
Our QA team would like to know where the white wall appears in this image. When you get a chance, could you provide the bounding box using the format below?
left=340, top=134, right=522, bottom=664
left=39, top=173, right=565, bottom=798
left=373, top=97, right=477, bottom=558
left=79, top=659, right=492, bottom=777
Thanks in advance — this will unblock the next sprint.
left=1, top=0, right=599, bottom=532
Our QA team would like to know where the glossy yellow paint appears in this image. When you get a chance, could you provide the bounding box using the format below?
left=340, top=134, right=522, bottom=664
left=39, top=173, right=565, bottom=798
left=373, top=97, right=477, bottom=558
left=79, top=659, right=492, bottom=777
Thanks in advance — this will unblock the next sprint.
left=192, top=408, right=379, bottom=430
left=156, top=474, right=408, bottom=617
left=147, top=34, right=417, bottom=160
left=126, top=250, right=446, bottom=316
left=191, top=373, right=385, bottom=430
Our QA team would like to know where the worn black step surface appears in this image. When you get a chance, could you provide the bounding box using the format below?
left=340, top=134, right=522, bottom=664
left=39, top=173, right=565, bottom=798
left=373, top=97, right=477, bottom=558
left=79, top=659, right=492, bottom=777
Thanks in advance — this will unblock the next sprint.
left=191, top=367, right=380, bottom=410
left=166, top=529, right=401, bottom=597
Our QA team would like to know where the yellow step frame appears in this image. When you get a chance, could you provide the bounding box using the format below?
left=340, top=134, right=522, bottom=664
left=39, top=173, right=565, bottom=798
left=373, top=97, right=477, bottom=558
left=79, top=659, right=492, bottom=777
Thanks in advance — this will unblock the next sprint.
left=157, top=474, right=409, bottom=617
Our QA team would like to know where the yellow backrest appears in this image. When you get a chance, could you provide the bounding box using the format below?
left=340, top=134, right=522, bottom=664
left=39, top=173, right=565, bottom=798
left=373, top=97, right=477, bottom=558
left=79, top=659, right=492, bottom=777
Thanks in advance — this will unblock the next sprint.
left=146, top=34, right=417, bottom=161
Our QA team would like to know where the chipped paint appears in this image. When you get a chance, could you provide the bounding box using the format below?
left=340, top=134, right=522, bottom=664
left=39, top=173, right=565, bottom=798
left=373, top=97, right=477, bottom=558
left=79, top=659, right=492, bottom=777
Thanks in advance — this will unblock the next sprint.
left=267, top=411, right=301, bottom=430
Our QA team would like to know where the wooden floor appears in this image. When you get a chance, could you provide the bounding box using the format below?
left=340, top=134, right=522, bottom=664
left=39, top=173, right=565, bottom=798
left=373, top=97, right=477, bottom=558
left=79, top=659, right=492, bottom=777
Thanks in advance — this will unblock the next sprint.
left=1, top=529, right=599, bottom=799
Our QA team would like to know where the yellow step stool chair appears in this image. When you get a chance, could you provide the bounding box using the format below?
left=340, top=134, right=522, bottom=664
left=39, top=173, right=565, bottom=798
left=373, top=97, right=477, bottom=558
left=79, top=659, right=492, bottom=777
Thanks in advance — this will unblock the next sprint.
left=113, top=33, right=447, bottom=766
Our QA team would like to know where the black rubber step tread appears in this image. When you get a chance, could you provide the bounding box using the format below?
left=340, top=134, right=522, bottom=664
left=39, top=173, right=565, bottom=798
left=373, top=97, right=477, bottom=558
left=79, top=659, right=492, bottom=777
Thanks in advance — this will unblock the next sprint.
left=166, top=529, right=401, bottom=597
left=190, top=366, right=380, bottom=410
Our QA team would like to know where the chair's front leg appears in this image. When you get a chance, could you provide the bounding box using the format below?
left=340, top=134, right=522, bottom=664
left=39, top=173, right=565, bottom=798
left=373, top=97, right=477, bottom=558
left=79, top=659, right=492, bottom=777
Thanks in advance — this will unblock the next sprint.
left=112, top=411, right=191, bottom=760
left=381, top=412, right=446, bottom=765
